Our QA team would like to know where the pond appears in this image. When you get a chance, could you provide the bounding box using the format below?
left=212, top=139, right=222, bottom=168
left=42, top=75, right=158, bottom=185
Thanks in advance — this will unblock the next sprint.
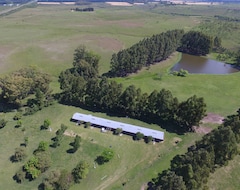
left=171, top=53, right=239, bottom=74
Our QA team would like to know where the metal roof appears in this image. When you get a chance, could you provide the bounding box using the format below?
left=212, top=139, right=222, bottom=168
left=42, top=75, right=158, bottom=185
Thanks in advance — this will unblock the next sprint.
left=72, top=112, right=164, bottom=140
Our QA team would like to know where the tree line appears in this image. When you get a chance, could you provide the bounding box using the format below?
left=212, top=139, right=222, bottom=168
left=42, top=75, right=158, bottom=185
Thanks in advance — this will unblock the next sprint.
left=108, top=29, right=184, bottom=77
left=59, top=46, right=206, bottom=132
left=107, top=30, right=215, bottom=77
left=149, top=109, right=240, bottom=190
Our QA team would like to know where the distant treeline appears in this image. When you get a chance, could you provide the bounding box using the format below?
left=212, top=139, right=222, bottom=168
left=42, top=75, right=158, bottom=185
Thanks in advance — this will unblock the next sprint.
left=215, top=15, right=240, bottom=22
left=149, top=109, right=240, bottom=190
left=72, top=7, right=94, bottom=12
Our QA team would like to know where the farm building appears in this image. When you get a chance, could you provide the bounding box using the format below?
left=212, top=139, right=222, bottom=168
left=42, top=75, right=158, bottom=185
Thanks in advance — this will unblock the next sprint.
left=71, top=112, right=164, bottom=141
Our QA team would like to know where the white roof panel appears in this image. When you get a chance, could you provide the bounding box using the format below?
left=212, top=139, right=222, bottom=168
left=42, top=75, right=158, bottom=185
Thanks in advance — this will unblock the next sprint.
left=72, top=112, right=164, bottom=140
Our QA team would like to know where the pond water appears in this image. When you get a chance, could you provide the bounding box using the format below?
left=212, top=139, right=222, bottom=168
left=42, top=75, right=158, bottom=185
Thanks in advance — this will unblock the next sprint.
left=171, top=53, right=239, bottom=74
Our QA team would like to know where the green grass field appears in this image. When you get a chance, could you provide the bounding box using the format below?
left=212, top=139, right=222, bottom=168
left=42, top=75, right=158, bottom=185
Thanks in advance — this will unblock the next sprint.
left=0, top=3, right=240, bottom=190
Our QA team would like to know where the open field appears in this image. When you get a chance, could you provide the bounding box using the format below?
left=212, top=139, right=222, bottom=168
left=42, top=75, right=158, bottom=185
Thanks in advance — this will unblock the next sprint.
left=208, top=155, right=240, bottom=190
left=0, top=104, right=204, bottom=190
left=0, top=3, right=240, bottom=190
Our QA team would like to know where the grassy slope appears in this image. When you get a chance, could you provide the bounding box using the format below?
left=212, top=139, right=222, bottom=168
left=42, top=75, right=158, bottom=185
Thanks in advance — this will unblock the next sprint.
left=208, top=155, right=240, bottom=190
left=0, top=104, right=203, bottom=190
left=0, top=3, right=240, bottom=190
left=114, top=52, right=240, bottom=116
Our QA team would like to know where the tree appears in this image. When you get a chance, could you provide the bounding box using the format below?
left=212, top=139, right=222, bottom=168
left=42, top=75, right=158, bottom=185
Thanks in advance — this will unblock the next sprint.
left=178, top=31, right=212, bottom=56
left=72, top=161, right=90, bottom=183
left=113, top=128, right=123, bottom=135
left=24, top=156, right=41, bottom=180
left=176, top=95, right=206, bottom=131
left=42, top=170, right=61, bottom=190
left=35, top=141, right=49, bottom=153
left=35, top=151, right=52, bottom=173
left=52, top=124, right=68, bottom=148
left=0, top=67, right=51, bottom=106
left=145, top=136, right=153, bottom=143
left=213, top=36, right=222, bottom=48
left=13, top=112, right=22, bottom=120
left=134, top=132, right=144, bottom=141
left=11, top=147, right=27, bottom=162
left=234, top=50, right=240, bottom=66
left=84, top=122, right=90, bottom=128
left=0, top=118, right=7, bottom=129
left=24, top=137, right=29, bottom=147
left=108, top=30, right=184, bottom=77
left=70, top=135, right=81, bottom=153
left=153, top=170, right=186, bottom=190
left=56, top=170, right=73, bottom=190
left=41, top=119, right=51, bottom=130
left=15, top=120, right=22, bottom=128
left=96, top=148, right=114, bottom=165
left=14, top=168, right=26, bottom=183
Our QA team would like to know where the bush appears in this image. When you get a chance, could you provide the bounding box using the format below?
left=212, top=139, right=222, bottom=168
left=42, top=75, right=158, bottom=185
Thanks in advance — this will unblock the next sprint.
left=11, top=147, right=27, bottom=162
left=145, top=136, right=153, bottom=143
left=134, top=132, right=144, bottom=141
left=41, top=119, right=51, bottom=130
left=13, top=112, right=22, bottom=120
left=96, top=148, right=114, bottom=165
left=113, top=128, right=123, bottom=135
left=0, top=119, right=7, bottom=129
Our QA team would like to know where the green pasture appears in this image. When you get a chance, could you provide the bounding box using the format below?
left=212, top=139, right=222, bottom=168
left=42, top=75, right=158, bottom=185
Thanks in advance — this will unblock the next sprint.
left=208, top=155, right=240, bottom=190
left=0, top=3, right=240, bottom=190
left=114, top=52, right=240, bottom=116
left=0, top=104, right=203, bottom=190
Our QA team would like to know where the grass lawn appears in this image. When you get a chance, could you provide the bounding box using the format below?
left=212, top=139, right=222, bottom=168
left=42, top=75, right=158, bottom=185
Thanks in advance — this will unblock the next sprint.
left=114, top=52, right=240, bottom=116
left=208, top=155, right=240, bottom=190
left=0, top=104, right=203, bottom=190
left=0, top=3, right=240, bottom=190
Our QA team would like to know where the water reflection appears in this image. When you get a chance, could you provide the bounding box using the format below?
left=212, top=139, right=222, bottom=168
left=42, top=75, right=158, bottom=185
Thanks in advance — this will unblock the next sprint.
left=171, top=54, right=239, bottom=74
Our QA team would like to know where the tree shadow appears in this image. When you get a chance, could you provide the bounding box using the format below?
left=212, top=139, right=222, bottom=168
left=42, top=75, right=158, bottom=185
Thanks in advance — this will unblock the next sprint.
left=95, top=156, right=104, bottom=165
left=66, top=148, right=76, bottom=154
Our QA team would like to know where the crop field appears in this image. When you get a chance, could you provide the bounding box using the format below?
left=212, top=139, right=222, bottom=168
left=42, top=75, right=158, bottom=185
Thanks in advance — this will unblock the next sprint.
left=0, top=3, right=240, bottom=190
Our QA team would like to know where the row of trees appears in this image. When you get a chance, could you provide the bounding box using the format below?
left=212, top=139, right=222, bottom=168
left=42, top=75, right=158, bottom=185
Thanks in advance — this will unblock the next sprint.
left=150, top=110, right=240, bottom=190
left=108, top=29, right=184, bottom=77
left=60, top=77, right=206, bottom=132
left=59, top=46, right=206, bottom=132
left=107, top=30, right=216, bottom=77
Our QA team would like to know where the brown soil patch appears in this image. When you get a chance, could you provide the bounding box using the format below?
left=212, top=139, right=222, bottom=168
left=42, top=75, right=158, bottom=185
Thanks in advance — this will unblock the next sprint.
left=193, top=126, right=212, bottom=134
left=194, top=113, right=224, bottom=134
left=64, top=130, right=76, bottom=137
left=201, top=113, right=224, bottom=124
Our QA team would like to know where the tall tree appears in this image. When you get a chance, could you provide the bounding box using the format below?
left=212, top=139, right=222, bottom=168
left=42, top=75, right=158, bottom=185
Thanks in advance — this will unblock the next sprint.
left=72, top=161, right=90, bottom=183
left=178, top=31, right=212, bottom=56
left=153, top=170, right=186, bottom=190
left=176, top=95, right=206, bottom=131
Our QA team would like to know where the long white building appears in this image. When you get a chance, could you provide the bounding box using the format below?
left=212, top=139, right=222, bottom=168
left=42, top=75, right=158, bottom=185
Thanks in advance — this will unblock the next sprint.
left=71, top=112, right=164, bottom=141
